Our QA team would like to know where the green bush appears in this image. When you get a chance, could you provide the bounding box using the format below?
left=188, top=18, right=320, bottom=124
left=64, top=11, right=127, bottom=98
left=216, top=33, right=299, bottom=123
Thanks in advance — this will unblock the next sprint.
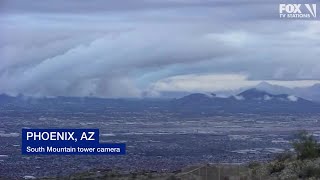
left=293, top=131, right=320, bottom=160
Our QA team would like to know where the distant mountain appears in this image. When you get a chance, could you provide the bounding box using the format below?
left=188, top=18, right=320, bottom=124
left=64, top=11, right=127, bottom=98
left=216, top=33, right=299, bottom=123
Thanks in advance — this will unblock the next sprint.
left=237, top=88, right=302, bottom=102
left=150, top=82, right=320, bottom=102
left=0, top=90, right=319, bottom=114
left=308, top=83, right=320, bottom=90
left=176, top=88, right=309, bottom=103
left=294, top=83, right=320, bottom=102
left=237, top=88, right=273, bottom=100
left=255, top=82, right=293, bottom=95
left=0, top=93, right=13, bottom=103
left=253, top=82, right=320, bottom=102
left=173, top=88, right=319, bottom=114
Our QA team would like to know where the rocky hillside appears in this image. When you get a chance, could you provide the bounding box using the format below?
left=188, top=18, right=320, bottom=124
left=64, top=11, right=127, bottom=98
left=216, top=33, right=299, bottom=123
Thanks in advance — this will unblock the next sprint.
left=35, top=132, right=320, bottom=180
left=36, top=157, right=320, bottom=180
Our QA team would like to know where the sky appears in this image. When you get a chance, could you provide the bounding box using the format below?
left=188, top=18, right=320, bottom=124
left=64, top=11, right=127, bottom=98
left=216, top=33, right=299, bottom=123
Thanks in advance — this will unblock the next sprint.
left=0, top=0, right=319, bottom=97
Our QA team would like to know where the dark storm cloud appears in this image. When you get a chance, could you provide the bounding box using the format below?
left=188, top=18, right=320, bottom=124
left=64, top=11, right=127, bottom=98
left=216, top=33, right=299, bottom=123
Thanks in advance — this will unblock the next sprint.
left=0, top=0, right=319, bottom=97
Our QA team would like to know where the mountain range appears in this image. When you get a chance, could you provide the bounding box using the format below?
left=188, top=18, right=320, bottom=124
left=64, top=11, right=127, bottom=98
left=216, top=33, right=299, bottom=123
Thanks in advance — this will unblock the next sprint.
left=0, top=86, right=319, bottom=114
left=172, top=88, right=320, bottom=114
left=156, top=82, right=320, bottom=102
left=255, top=82, right=320, bottom=102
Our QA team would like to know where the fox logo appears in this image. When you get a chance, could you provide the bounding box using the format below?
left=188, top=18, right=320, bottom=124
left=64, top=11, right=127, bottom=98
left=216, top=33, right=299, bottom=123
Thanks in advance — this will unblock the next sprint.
left=279, top=4, right=317, bottom=18
left=305, top=4, right=316, bottom=17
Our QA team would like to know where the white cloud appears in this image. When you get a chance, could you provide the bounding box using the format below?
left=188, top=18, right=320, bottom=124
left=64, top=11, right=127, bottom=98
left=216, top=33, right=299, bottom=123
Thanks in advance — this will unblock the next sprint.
left=264, top=95, right=272, bottom=101
left=287, top=95, right=298, bottom=102
left=234, top=95, right=245, bottom=100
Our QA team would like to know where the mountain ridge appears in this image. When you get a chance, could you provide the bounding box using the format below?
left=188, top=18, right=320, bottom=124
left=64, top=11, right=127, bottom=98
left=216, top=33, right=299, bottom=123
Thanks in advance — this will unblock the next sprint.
left=1, top=88, right=319, bottom=114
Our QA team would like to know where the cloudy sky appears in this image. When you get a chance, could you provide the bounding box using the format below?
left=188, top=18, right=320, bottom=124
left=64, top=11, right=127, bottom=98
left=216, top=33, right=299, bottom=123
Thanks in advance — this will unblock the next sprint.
left=0, top=0, right=319, bottom=97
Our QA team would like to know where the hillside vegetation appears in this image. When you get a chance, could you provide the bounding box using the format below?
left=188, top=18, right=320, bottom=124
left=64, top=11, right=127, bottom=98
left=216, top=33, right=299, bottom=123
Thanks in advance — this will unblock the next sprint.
left=39, top=131, right=320, bottom=180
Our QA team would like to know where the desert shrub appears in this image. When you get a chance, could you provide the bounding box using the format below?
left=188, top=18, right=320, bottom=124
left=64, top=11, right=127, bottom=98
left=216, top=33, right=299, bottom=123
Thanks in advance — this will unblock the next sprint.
left=299, top=165, right=320, bottom=178
left=166, top=175, right=180, bottom=180
left=147, top=173, right=153, bottom=179
left=269, top=161, right=285, bottom=174
left=293, top=131, right=320, bottom=160
left=248, top=161, right=260, bottom=169
left=275, top=152, right=293, bottom=162
left=130, top=173, right=137, bottom=179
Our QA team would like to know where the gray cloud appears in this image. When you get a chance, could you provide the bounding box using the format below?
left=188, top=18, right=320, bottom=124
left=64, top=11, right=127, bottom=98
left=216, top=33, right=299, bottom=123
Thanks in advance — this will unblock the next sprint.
left=0, top=0, right=283, bottom=13
left=0, top=0, right=319, bottom=97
